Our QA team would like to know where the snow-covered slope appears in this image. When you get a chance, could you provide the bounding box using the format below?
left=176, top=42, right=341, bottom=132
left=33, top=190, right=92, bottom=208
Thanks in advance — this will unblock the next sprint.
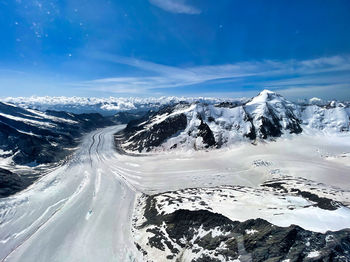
left=132, top=178, right=350, bottom=261
left=0, top=102, right=114, bottom=165
left=1, top=123, right=350, bottom=261
left=118, top=90, right=350, bottom=153
left=244, top=90, right=302, bottom=138
left=0, top=126, right=142, bottom=262
left=301, top=103, right=350, bottom=133
left=0, top=102, right=115, bottom=197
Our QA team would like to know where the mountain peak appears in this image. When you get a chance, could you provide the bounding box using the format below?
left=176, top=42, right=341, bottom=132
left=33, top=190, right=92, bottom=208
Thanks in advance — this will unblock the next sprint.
left=247, top=90, right=283, bottom=105
left=257, top=89, right=280, bottom=99
left=259, top=89, right=276, bottom=95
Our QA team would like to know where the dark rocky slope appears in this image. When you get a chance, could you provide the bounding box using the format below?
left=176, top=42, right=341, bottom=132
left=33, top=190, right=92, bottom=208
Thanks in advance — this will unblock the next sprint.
left=133, top=192, right=350, bottom=262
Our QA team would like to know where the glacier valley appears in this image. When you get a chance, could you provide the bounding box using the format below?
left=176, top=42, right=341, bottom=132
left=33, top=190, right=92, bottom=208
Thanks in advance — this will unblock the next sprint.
left=0, top=90, right=350, bottom=261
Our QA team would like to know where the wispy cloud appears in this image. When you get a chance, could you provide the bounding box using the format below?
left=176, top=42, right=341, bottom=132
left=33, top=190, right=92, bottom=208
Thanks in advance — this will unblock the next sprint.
left=149, top=0, right=201, bottom=14
left=75, top=53, right=350, bottom=98
left=275, top=84, right=350, bottom=101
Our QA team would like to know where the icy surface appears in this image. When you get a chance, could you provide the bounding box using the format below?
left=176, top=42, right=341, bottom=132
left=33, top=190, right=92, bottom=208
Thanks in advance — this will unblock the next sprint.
left=119, top=133, right=350, bottom=193
left=0, top=126, right=142, bottom=262
left=1, top=124, right=350, bottom=261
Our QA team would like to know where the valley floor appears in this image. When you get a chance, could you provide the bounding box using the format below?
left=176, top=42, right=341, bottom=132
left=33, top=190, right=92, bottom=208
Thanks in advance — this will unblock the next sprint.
left=1, top=126, right=350, bottom=261
left=0, top=126, right=141, bottom=262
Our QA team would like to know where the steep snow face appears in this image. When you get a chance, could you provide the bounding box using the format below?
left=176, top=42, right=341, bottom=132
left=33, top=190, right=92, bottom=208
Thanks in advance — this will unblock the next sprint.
left=122, top=90, right=350, bottom=153
left=246, top=89, right=281, bottom=105
left=160, top=104, right=252, bottom=151
left=244, top=90, right=302, bottom=138
left=301, top=104, right=349, bottom=133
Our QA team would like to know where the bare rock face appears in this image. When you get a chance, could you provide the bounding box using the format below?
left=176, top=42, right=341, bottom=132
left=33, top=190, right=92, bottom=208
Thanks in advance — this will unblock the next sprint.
left=197, top=117, right=216, bottom=148
left=0, top=168, right=36, bottom=198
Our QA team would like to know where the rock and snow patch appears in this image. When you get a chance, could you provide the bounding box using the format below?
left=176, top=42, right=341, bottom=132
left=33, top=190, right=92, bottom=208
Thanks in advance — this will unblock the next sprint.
left=132, top=178, right=350, bottom=261
left=252, top=159, right=272, bottom=167
left=149, top=179, right=350, bottom=233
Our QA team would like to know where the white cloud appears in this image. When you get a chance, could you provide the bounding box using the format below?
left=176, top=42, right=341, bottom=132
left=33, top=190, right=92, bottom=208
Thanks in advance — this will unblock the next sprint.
left=1, top=96, right=238, bottom=114
left=149, top=0, right=201, bottom=14
left=77, top=53, right=350, bottom=98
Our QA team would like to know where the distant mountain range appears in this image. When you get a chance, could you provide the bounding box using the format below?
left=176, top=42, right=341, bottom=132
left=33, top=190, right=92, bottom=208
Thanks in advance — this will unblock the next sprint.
left=0, top=96, right=243, bottom=115
left=1, top=91, right=350, bottom=196
left=2, top=94, right=348, bottom=116
left=118, top=90, right=350, bottom=153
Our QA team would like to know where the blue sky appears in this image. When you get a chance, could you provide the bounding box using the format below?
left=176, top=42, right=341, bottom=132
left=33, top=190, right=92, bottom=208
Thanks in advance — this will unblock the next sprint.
left=0, top=0, right=350, bottom=100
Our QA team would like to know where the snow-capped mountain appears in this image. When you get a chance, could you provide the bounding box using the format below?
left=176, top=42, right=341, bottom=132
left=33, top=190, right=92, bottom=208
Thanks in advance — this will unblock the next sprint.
left=1, top=96, right=244, bottom=115
left=118, top=90, right=350, bottom=153
left=1, top=92, right=350, bottom=261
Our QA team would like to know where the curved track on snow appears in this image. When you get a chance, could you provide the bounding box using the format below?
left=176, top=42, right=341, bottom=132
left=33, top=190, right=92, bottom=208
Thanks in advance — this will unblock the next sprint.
left=0, top=126, right=142, bottom=262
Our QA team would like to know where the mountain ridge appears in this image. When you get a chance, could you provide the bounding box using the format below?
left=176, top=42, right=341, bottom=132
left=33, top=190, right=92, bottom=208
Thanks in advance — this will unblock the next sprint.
left=118, top=90, right=350, bottom=153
